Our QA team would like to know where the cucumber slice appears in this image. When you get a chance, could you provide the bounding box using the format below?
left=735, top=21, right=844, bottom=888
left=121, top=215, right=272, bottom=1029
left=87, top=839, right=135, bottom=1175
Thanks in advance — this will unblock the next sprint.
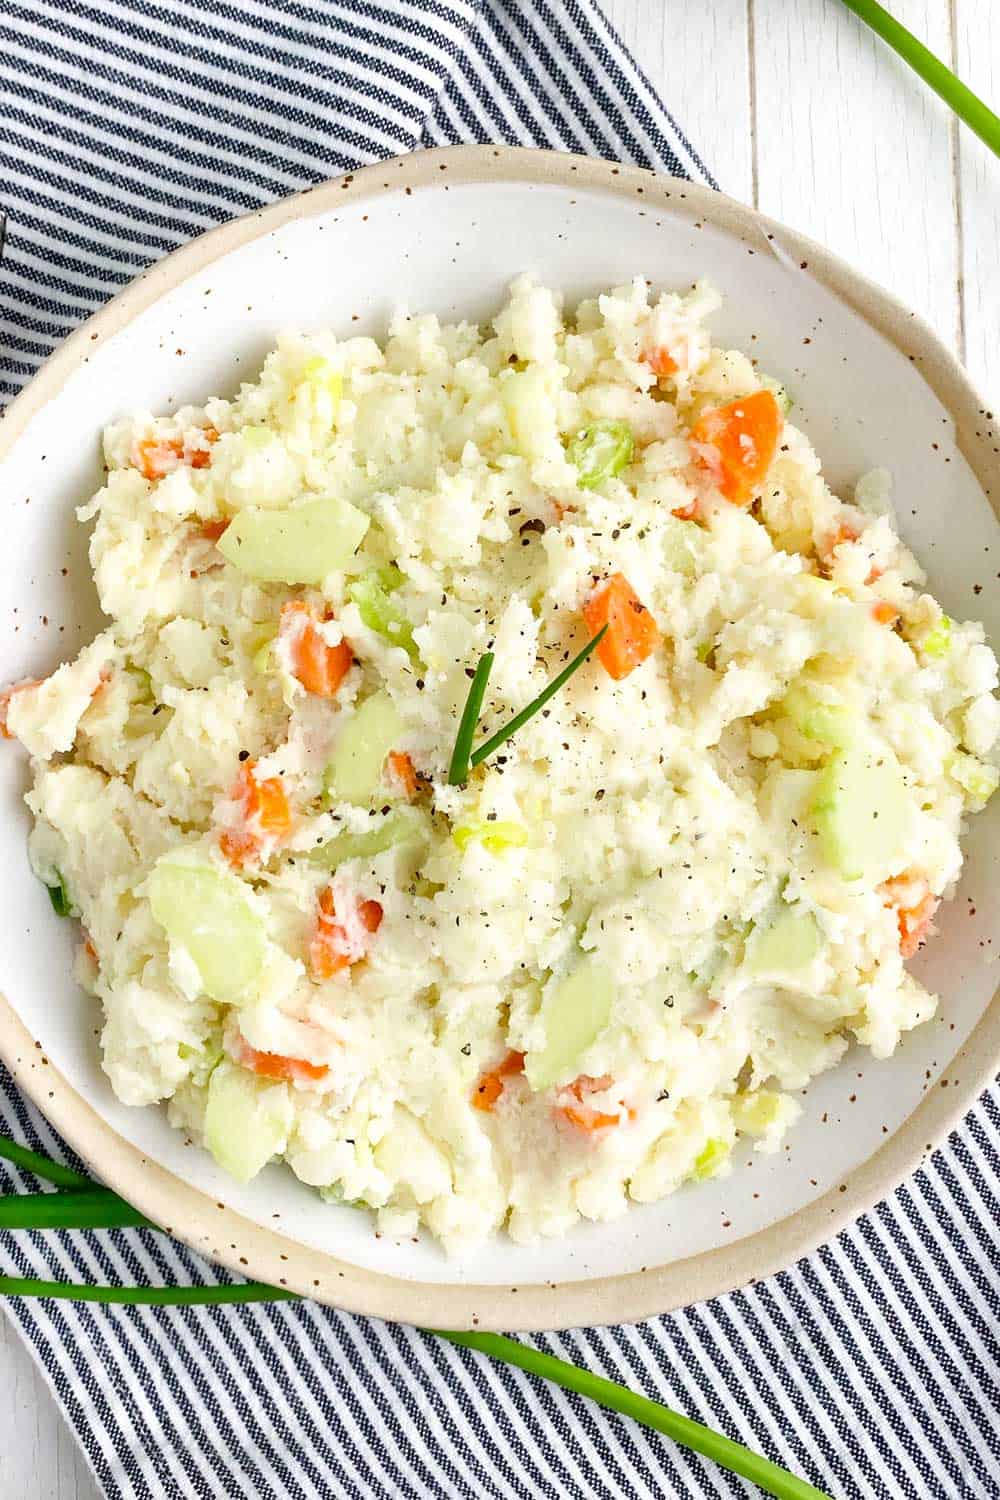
left=218, top=495, right=369, bottom=584
left=525, top=955, right=614, bottom=1090
left=746, top=906, right=820, bottom=979
left=811, top=744, right=912, bottom=881
left=323, top=691, right=403, bottom=806
left=45, top=873, right=74, bottom=918
left=203, top=1061, right=292, bottom=1183
left=501, top=368, right=554, bottom=459
left=310, top=806, right=430, bottom=869
left=147, top=852, right=267, bottom=1005
left=661, top=516, right=700, bottom=577
left=732, top=1089, right=789, bottom=1137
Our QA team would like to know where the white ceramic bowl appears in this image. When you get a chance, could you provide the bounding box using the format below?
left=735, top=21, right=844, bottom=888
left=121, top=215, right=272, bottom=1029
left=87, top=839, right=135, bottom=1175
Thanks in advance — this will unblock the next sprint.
left=1, top=146, right=998, bottom=1331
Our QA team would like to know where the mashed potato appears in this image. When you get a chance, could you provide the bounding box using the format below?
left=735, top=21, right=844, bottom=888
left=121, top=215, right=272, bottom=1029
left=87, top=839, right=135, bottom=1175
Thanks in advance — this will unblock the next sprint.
left=5, top=276, right=998, bottom=1251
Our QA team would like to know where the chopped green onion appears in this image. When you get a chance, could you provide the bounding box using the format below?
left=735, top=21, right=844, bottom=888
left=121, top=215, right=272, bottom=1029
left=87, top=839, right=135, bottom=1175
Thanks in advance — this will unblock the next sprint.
left=46, top=876, right=73, bottom=918
left=566, top=420, right=634, bottom=490
left=468, top=626, right=607, bottom=771
left=447, top=652, right=494, bottom=786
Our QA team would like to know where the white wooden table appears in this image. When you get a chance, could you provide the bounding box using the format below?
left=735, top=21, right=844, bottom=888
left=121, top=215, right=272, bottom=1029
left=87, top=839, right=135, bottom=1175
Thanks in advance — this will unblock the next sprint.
left=3, top=2, right=997, bottom=1494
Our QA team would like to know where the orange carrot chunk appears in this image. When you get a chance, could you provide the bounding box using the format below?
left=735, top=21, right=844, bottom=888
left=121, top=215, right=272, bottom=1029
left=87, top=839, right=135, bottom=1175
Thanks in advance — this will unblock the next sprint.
left=235, top=1039, right=329, bottom=1085
left=0, top=678, right=43, bottom=740
left=880, top=874, right=939, bottom=959
left=134, top=426, right=218, bottom=481
left=690, top=389, right=782, bottom=506
left=279, top=600, right=353, bottom=698
left=219, top=759, right=291, bottom=868
left=472, top=1050, right=525, bottom=1112
left=558, top=1075, right=633, bottom=1132
left=643, top=346, right=677, bottom=377
left=583, top=573, right=661, bottom=681
left=386, top=750, right=419, bottom=799
left=309, top=887, right=382, bottom=980
left=871, top=601, right=899, bottom=627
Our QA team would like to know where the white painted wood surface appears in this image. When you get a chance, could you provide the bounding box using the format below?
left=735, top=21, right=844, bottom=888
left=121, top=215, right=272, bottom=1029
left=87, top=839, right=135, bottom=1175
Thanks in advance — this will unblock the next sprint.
left=2, top=3, right=997, bottom=1494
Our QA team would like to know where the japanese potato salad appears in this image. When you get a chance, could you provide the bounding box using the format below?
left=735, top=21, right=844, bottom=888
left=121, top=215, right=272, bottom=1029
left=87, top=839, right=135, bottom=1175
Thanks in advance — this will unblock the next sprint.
left=4, top=276, right=998, bottom=1252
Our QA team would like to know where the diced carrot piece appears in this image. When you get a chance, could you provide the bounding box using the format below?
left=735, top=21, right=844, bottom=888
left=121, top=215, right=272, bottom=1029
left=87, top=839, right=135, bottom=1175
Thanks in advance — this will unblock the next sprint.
left=279, top=600, right=353, bottom=698
left=308, top=887, right=382, bottom=980
left=871, top=601, right=899, bottom=627
left=671, top=499, right=699, bottom=521
left=643, top=346, right=678, bottom=377
left=880, top=874, right=939, bottom=959
left=219, top=759, right=291, bottom=868
left=690, top=389, right=782, bottom=506
left=583, top=572, right=661, bottom=681
left=558, top=1075, right=633, bottom=1132
left=199, top=518, right=229, bottom=543
left=386, top=750, right=419, bottom=799
left=235, top=1038, right=329, bottom=1085
left=134, top=427, right=218, bottom=481
left=472, top=1050, right=525, bottom=1112
left=0, top=678, right=42, bottom=739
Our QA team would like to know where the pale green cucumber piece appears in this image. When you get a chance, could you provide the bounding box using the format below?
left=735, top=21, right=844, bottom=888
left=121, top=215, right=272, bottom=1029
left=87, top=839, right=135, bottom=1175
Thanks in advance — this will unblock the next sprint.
left=203, top=1061, right=292, bottom=1183
left=811, top=745, right=912, bottom=881
left=661, top=515, right=700, bottom=577
left=501, top=368, right=553, bottom=459
left=217, top=495, right=369, bottom=584
left=746, top=906, right=821, bottom=979
left=732, top=1088, right=789, bottom=1137
left=525, top=955, right=614, bottom=1090
left=310, top=806, right=430, bottom=869
left=324, top=691, right=403, bottom=806
left=147, top=853, right=266, bottom=1005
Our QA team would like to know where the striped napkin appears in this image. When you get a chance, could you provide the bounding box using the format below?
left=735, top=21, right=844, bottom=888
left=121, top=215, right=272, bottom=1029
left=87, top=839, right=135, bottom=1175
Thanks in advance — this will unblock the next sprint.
left=1, top=3, right=998, bottom=1497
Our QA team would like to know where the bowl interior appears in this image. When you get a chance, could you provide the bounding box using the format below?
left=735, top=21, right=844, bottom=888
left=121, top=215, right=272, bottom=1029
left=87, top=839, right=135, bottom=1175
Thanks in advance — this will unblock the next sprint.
left=2, top=160, right=998, bottom=1294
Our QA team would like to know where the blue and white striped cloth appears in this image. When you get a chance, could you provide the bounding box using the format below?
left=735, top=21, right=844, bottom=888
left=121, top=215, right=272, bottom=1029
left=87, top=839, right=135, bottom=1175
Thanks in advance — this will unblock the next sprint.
left=1, top=3, right=998, bottom=1497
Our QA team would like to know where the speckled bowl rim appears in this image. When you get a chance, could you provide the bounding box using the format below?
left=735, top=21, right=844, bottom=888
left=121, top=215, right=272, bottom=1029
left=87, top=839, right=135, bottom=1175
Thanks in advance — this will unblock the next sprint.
left=0, top=145, right=997, bottom=1332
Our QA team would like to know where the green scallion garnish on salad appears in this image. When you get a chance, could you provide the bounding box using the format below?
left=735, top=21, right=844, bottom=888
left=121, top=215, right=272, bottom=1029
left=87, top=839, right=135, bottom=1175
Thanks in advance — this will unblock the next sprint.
left=447, top=651, right=495, bottom=785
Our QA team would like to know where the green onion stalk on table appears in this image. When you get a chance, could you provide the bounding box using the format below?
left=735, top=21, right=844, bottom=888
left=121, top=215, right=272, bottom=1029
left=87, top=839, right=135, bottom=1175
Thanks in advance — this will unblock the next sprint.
left=0, top=1137, right=828, bottom=1500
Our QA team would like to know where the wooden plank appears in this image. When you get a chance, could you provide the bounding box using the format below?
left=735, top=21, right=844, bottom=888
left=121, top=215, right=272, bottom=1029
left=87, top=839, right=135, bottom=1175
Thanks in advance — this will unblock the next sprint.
left=603, top=0, right=754, bottom=201
left=955, top=0, right=1000, bottom=405
left=753, top=0, right=960, bottom=353
left=0, top=1312, right=98, bottom=1499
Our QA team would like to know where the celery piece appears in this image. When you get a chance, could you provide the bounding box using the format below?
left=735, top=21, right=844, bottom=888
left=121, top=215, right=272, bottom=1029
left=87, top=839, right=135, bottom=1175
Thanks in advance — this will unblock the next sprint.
left=453, top=820, right=528, bottom=854
left=147, top=852, right=267, bottom=1005
left=780, top=680, right=856, bottom=750
left=565, top=420, right=634, bottom=490
left=204, top=1062, right=292, bottom=1183
left=920, top=615, right=951, bottom=659
left=218, top=495, right=369, bottom=584
left=949, top=751, right=999, bottom=807
left=324, top=691, right=403, bottom=806
left=691, top=1137, right=731, bottom=1182
left=526, top=955, right=614, bottom=1090
left=347, top=571, right=417, bottom=658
